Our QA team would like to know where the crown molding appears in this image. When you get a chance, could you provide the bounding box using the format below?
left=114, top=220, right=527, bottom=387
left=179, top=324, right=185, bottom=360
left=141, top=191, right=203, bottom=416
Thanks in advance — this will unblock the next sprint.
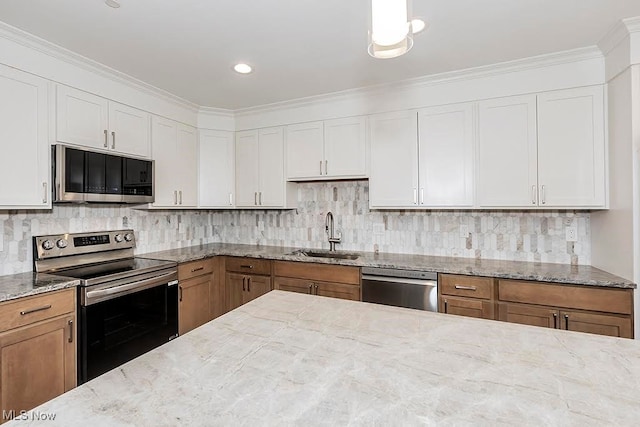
left=198, top=106, right=235, bottom=117
left=0, top=21, right=200, bottom=113
left=599, top=16, right=640, bottom=55
left=234, top=46, right=603, bottom=117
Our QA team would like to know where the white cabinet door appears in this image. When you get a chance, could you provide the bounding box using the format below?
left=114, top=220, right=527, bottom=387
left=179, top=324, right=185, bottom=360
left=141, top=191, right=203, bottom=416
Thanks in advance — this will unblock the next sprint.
left=56, top=85, right=108, bottom=150
left=199, top=130, right=235, bottom=208
left=258, top=127, right=285, bottom=207
left=477, top=95, right=538, bottom=207
left=0, top=65, right=50, bottom=208
left=286, top=122, right=323, bottom=179
left=369, top=111, right=419, bottom=208
left=418, top=104, right=474, bottom=207
left=324, top=116, right=367, bottom=178
left=151, top=116, right=178, bottom=207
left=108, top=102, right=150, bottom=158
left=176, top=124, right=198, bottom=207
left=537, top=86, right=605, bottom=207
left=235, top=130, right=260, bottom=207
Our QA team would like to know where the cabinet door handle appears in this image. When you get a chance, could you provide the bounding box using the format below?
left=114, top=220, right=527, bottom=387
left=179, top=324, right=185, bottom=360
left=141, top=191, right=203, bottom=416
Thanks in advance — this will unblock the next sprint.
left=179, top=286, right=183, bottom=302
left=229, top=193, right=233, bottom=206
left=20, top=305, right=52, bottom=315
left=259, top=192, right=262, bottom=205
left=103, top=129, right=108, bottom=148
left=68, top=319, right=74, bottom=343
left=254, top=192, right=257, bottom=205
left=325, top=160, right=328, bottom=175
left=420, top=188, right=424, bottom=205
left=531, top=185, right=536, bottom=205
left=179, top=190, right=183, bottom=205
left=174, top=190, right=178, bottom=205
left=564, top=314, right=569, bottom=330
left=443, top=299, right=448, bottom=313
left=190, top=266, right=204, bottom=273
left=42, top=182, right=48, bottom=204
left=320, top=160, right=323, bottom=175
left=242, top=277, right=246, bottom=292
left=247, top=277, right=251, bottom=293
left=541, top=185, right=546, bottom=205
left=454, top=285, right=477, bottom=291
left=111, top=131, right=116, bottom=149
left=413, top=188, right=418, bottom=205
left=552, top=312, right=558, bottom=329
left=313, top=284, right=318, bottom=295
left=308, top=283, right=313, bottom=294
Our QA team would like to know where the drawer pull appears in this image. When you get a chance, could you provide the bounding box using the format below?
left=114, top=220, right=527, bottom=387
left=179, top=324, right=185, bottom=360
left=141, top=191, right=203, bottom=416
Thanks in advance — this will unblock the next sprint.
left=454, top=285, right=477, bottom=291
left=20, top=305, right=52, bottom=315
left=68, top=319, right=74, bottom=343
left=190, top=266, right=204, bottom=273
left=240, top=265, right=254, bottom=269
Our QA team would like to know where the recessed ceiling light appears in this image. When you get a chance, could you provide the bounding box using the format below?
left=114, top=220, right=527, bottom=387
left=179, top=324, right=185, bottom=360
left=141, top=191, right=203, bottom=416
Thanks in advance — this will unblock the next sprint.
left=411, top=18, right=426, bottom=34
left=233, top=63, right=253, bottom=74
left=105, top=0, right=120, bottom=8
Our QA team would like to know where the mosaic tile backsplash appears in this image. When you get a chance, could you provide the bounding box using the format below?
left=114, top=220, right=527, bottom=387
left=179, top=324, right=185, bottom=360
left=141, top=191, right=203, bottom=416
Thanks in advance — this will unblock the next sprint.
left=0, top=181, right=590, bottom=275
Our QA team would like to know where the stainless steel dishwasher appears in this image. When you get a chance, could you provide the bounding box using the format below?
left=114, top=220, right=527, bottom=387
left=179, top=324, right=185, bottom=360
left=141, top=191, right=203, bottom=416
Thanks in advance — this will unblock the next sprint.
left=361, top=267, right=438, bottom=312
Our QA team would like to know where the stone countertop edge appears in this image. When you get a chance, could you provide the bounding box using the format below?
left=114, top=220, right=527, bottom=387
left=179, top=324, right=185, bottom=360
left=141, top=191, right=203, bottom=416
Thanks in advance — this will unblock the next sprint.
left=0, top=272, right=81, bottom=303
left=138, top=243, right=637, bottom=289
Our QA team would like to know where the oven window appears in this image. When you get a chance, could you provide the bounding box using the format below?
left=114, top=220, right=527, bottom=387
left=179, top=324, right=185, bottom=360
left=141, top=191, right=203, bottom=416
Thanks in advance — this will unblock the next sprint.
left=79, top=283, right=177, bottom=383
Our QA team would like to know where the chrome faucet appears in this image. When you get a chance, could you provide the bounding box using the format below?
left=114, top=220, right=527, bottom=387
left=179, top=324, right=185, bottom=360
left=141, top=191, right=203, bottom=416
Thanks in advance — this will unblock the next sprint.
left=325, top=211, right=341, bottom=251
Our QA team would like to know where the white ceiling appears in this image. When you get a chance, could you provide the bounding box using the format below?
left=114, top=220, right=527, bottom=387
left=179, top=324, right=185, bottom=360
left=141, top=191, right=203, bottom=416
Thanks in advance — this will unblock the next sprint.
left=0, top=1, right=639, bottom=110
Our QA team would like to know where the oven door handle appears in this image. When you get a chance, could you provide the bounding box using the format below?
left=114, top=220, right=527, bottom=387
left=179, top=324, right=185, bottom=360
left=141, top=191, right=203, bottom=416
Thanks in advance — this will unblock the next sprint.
left=361, top=275, right=437, bottom=287
left=85, top=271, right=177, bottom=304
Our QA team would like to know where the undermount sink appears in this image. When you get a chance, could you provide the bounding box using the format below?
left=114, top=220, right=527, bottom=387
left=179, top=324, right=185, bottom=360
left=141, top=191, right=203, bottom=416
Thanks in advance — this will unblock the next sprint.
left=289, top=249, right=361, bottom=260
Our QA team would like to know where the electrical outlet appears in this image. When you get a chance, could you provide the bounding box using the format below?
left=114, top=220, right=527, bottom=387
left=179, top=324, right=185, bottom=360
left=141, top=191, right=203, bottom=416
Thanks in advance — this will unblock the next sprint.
left=566, top=225, right=578, bottom=242
left=459, top=225, right=469, bottom=238
left=373, top=223, right=385, bottom=236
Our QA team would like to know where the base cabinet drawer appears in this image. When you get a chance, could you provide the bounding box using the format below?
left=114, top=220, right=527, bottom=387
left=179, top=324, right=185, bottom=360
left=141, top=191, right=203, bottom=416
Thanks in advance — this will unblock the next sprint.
left=440, top=296, right=495, bottom=320
left=439, top=274, right=494, bottom=299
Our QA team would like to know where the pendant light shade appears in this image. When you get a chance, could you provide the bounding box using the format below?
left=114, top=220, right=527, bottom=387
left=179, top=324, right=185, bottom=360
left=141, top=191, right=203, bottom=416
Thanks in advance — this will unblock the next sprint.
left=368, top=0, right=413, bottom=59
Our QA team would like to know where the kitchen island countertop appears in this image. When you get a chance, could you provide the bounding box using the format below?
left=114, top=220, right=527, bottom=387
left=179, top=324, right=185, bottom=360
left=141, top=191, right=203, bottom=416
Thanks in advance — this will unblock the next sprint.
left=140, top=242, right=636, bottom=288
left=12, top=290, right=640, bottom=426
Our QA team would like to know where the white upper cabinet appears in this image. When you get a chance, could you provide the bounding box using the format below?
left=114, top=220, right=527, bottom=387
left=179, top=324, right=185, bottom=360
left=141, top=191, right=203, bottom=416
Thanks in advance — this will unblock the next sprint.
left=0, top=65, right=51, bottom=209
left=286, top=122, right=324, bottom=179
left=199, top=130, right=235, bottom=208
left=236, top=127, right=294, bottom=208
left=477, top=86, right=606, bottom=209
left=418, top=104, right=474, bottom=207
left=477, top=95, right=538, bottom=207
left=324, top=116, right=367, bottom=178
left=57, top=85, right=150, bottom=158
left=369, top=111, right=419, bottom=207
left=151, top=116, right=197, bottom=208
left=286, top=116, right=367, bottom=180
left=536, top=86, right=605, bottom=207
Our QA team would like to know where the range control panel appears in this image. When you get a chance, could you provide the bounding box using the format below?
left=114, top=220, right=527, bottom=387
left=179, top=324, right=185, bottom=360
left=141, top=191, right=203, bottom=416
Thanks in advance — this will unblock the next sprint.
left=34, top=229, right=136, bottom=260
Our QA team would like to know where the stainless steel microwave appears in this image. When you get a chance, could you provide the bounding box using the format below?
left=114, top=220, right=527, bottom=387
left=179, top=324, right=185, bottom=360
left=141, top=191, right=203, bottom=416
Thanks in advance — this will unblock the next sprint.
left=52, top=145, right=154, bottom=204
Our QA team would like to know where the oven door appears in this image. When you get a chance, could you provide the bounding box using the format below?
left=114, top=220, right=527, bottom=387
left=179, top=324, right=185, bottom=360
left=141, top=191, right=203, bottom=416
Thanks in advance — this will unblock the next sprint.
left=78, top=270, right=178, bottom=384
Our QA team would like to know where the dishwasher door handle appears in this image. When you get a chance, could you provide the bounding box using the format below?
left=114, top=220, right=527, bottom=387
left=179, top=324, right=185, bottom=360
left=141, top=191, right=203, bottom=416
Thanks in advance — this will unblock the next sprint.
left=361, top=275, right=437, bottom=287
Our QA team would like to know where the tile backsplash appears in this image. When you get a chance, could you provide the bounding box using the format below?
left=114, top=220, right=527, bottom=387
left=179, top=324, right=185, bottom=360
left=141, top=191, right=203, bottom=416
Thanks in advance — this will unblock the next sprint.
left=0, top=181, right=590, bottom=275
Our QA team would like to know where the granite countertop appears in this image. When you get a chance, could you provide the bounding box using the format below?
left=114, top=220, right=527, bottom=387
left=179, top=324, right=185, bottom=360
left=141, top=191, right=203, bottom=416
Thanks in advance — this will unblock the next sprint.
left=140, top=243, right=636, bottom=289
left=0, top=272, right=80, bottom=303
left=13, top=291, right=640, bottom=426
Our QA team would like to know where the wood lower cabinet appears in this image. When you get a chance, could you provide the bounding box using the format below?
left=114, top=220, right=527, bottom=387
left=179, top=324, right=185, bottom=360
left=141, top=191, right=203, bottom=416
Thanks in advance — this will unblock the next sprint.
left=273, top=261, right=361, bottom=301
left=226, top=257, right=272, bottom=311
left=497, top=279, right=634, bottom=339
left=0, top=289, right=76, bottom=423
left=438, top=274, right=496, bottom=320
left=178, top=258, right=225, bottom=335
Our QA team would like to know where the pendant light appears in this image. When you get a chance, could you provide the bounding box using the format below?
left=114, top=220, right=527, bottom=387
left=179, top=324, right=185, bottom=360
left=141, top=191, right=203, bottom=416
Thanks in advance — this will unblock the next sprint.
left=368, top=0, right=424, bottom=59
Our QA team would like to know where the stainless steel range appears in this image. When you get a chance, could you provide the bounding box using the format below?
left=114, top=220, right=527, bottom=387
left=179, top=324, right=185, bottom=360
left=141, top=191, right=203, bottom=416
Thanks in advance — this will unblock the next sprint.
left=33, top=230, right=178, bottom=384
